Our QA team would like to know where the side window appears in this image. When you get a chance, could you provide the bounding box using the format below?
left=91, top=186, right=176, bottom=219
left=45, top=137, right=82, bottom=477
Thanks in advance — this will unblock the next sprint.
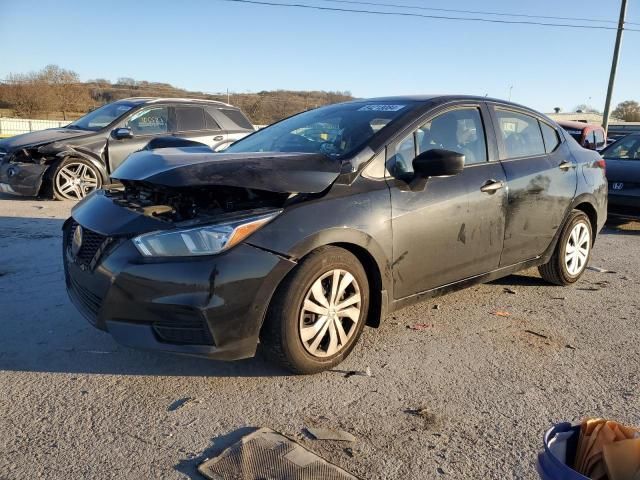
left=218, top=108, right=254, bottom=130
left=417, top=108, right=487, bottom=165
left=540, top=122, right=560, bottom=153
left=204, top=109, right=221, bottom=130
left=126, top=107, right=169, bottom=135
left=495, top=110, right=545, bottom=159
left=175, top=106, right=206, bottom=132
left=594, top=129, right=605, bottom=148
left=603, top=137, right=640, bottom=160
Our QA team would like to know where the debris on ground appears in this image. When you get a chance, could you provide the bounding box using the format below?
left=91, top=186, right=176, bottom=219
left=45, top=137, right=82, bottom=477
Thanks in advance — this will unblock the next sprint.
left=198, top=428, right=357, bottom=479
left=432, top=304, right=441, bottom=310
left=407, top=323, right=434, bottom=330
left=344, top=366, right=372, bottom=378
left=305, top=426, right=357, bottom=442
left=168, top=397, right=196, bottom=412
left=404, top=407, right=437, bottom=426
left=551, top=296, right=567, bottom=300
left=491, top=310, right=511, bottom=317
left=524, top=330, right=548, bottom=340
left=503, top=287, right=517, bottom=295
left=565, top=344, right=576, bottom=350
left=343, top=447, right=354, bottom=457
left=577, top=287, right=601, bottom=292
left=586, top=266, right=616, bottom=273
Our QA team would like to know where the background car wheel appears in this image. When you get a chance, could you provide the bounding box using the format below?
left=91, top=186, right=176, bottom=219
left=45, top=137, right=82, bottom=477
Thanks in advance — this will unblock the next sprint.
left=51, top=157, right=102, bottom=201
left=262, top=246, right=369, bottom=374
left=538, top=210, right=593, bottom=285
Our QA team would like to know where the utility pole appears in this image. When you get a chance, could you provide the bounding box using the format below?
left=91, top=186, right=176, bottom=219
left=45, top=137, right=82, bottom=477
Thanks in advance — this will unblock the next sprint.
left=227, top=88, right=230, bottom=104
left=602, top=0, right=628, bottom=135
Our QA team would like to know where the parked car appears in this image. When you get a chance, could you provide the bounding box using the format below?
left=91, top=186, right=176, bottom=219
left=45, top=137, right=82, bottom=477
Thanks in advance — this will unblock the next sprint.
left=0, top=98, right=254, bottom=200
left=557, top=120, right=607, bottom=151
left=63, top=95, right=607, bottom=374
left=601, top=133, right=640, bottom=218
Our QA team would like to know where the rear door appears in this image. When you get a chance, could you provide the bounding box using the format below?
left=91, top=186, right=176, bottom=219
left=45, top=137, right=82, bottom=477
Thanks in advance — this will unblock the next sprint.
left=173, top=105, right=227, bottom=150
left=107, top=105, right=171, bottom=170
left=489, top=105, right=577, bottom=266
left=388, top=103, right=507, bottom=299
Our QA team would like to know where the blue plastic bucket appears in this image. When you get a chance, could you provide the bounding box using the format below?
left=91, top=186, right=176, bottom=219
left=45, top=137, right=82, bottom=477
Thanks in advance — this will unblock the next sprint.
left=537, top=422, right=590, bottom=480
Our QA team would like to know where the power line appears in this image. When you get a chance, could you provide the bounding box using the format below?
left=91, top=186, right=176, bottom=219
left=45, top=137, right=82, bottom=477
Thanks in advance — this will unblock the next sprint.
left=216, top=0, right=640, bottom=31
left=317, top=0, right=640, bottom=26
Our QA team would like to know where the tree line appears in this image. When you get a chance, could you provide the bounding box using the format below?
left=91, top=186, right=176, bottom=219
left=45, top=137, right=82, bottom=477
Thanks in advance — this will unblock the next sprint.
left=0, top=65, right=353, bottom=124
left=2, top=65, right=639, bottom=123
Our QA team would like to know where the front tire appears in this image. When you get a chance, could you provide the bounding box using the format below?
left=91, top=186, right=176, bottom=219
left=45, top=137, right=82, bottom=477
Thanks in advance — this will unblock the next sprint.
left=51, top=157, right=102, bottom=201
left=538, top=210, right=592, bottom=285
left=262, top=246, right=369, bottom=374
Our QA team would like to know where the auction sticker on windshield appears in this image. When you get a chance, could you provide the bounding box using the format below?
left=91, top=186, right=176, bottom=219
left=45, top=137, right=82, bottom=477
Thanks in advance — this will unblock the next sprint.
left=357, top=104, right=406, bottom=112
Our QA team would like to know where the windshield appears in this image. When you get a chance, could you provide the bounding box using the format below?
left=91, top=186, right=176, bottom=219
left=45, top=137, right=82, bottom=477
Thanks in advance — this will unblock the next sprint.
left=226, top=101, right=414, bottom=159
left=67, top=101, right=137, bottom=131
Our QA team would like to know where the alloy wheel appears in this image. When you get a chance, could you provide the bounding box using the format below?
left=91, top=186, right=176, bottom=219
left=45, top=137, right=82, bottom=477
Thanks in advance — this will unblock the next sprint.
left=55, top=162, right=99, bottom=200
left=299, top=269, right=361, bottom=358
left=565, top=221, right=590, bottom=276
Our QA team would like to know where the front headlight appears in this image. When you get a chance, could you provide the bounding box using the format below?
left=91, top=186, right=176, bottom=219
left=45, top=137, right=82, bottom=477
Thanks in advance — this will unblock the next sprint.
left=133, top=211, right=281, bottom=257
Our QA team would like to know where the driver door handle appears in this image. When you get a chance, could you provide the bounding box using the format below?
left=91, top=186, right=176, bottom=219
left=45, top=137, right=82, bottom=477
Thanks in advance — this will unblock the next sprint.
left=559, top=161, right=575, bottom=171
left=480, top=179, right=504, bottom=193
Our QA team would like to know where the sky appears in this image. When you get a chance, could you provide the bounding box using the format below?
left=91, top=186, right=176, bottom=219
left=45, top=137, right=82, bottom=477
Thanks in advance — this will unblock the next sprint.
left=1, top=0, right=639, bottom=113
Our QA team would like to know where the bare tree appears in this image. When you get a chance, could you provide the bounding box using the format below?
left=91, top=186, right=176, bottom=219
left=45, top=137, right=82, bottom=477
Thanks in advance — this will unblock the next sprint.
left=612, top=100, right=640, bottom=121
left=40, top=65, right=91, bottom=120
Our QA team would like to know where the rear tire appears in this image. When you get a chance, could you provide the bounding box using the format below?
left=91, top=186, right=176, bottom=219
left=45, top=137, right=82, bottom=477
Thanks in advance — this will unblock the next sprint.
left=262, top=246, right=369, bottom=374
left=538, top=210, right=592, bottom=285
left=51, top=157, right=102, bottom=201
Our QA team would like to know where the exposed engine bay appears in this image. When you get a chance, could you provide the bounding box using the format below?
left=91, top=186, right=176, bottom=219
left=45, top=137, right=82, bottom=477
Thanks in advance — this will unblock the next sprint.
left=105, top=181, right=292, bottom=223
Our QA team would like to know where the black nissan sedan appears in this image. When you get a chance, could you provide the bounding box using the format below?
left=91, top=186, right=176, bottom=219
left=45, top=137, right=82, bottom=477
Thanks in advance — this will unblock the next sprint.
left=63, top=96, right=607, bottom=374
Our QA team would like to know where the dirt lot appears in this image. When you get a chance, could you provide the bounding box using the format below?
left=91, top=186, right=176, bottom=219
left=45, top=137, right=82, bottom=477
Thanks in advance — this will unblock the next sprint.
left=0, top=195, right=639, bottom=479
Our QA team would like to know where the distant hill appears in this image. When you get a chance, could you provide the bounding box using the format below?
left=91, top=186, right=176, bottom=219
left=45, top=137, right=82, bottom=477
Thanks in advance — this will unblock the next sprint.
left=0, top=66, right=354, bottom=124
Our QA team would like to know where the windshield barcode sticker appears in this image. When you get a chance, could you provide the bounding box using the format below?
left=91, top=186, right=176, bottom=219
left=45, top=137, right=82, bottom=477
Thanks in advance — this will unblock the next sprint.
left=357, top=104, right=406, bottom=112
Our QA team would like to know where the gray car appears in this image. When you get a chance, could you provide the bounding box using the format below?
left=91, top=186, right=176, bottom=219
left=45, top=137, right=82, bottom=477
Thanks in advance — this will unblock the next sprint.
left=0, top=98, right=254, bottom=200
left=602, top=133, right=640, bottom=218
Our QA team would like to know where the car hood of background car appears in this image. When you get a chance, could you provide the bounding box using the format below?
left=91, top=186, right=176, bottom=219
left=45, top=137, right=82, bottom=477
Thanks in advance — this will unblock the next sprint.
left=0, top=127, right=92, bottom=151
left=111, top=146, right=343, bottom=194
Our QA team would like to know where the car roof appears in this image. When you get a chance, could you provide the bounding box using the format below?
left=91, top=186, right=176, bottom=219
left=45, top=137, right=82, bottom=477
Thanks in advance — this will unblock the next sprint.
left=120, top=97, right=236, bottom=108
left=556, top=120, right=602, bottom=131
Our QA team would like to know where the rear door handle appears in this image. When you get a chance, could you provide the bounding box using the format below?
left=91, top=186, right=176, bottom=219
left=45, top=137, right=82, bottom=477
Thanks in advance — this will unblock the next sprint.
left=480, top=180, right=504, bottom=193
left=213, top=135, right=224, bottom=141
left=559, top=161, right=576, bottom=171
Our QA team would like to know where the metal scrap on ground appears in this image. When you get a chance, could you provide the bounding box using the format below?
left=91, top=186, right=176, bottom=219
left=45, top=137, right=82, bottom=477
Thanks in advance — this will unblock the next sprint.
left=305, top=426, right=357, bottom=442
left=198, top=427, right=358, bottom=480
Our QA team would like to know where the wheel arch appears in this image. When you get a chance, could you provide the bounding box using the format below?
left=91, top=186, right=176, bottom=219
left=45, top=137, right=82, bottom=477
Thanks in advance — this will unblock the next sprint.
left=256, top=228, right=392, bottom=331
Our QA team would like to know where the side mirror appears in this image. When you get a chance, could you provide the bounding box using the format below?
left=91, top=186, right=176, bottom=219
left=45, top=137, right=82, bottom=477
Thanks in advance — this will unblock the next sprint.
left=112, top=127, right=133, bottom=140
left=413, top=149, right=465, bottom=178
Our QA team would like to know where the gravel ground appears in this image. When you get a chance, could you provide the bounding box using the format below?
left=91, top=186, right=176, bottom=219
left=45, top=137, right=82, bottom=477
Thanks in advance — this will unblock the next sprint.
left=0, top=195, right=639, bottom=479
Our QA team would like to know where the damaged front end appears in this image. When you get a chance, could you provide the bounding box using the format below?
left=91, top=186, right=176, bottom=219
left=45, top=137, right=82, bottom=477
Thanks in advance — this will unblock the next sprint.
left=0, top=147, right=52, bottom=196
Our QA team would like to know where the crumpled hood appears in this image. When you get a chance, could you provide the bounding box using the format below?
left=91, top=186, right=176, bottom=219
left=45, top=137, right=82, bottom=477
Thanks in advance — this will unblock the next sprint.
left=0, top=127, right=91, bottom=151
left=111, top=146, right=342, bottom=194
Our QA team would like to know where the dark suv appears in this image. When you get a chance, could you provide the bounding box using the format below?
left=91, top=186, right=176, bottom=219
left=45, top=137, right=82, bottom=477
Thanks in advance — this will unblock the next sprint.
left=0, top=98, right=254, bottom=200
left=63, top=95, right=607, bottom=374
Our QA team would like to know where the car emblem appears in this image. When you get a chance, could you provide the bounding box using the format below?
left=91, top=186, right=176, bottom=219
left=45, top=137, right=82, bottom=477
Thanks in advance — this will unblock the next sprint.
left=72, top=225, right=83, bottom=257
left=612, top=182, right=624, bottom=190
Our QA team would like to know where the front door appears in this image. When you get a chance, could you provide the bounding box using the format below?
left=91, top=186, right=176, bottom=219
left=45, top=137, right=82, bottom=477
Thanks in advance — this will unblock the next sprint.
left=107, top=105, right=172, bottom=171
left=388, top=105, right=507, bottom=300
left=489, top=106, right=578, bottom=266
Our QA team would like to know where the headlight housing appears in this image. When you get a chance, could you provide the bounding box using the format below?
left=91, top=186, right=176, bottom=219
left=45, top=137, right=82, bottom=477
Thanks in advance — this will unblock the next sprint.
left=133, top=211, right=280, bottom=257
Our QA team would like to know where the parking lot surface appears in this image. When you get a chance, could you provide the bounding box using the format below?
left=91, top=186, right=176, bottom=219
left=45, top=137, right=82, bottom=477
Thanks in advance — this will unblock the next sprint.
left=1, top=195, right=639, bottom=479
